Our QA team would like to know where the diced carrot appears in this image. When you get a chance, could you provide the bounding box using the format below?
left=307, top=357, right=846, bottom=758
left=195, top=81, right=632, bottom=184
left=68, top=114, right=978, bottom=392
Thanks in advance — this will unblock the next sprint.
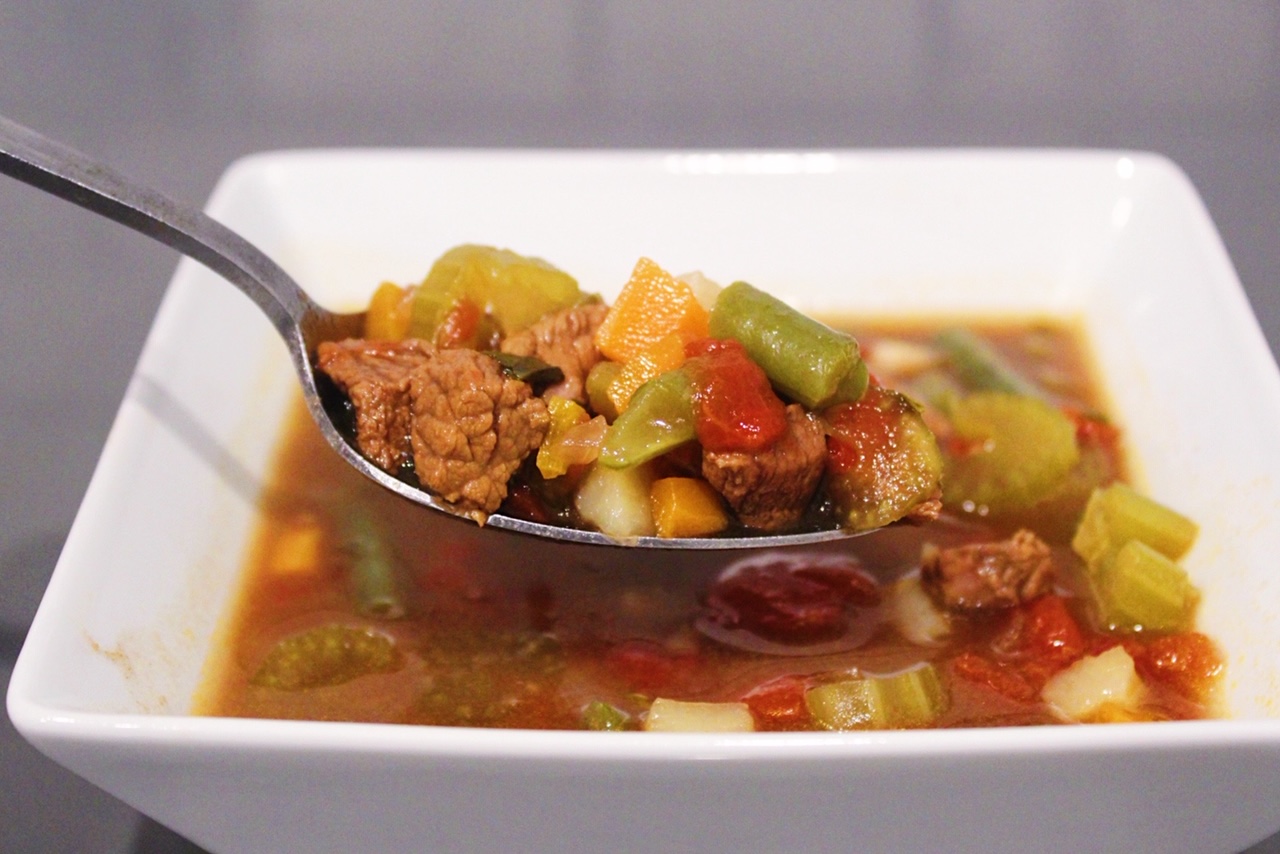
left=594, top=258, right=710, bottom=363
left=606, top=332, right=692, bottom=414
left=364, top=282, right=414, bottom=340
left=650, top=477, right=730, bottom=539
left=269, top=516, right=324, bottom=578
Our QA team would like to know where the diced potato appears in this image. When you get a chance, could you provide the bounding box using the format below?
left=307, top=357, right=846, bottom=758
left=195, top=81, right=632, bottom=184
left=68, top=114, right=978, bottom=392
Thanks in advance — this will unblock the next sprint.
left=1041, top=646, right=1143, bottom=722
left=890, top=572, right=951, bottom=647
left=643, top=698, right=755, bottom=732
left=574, top=462, right=656, bottom=539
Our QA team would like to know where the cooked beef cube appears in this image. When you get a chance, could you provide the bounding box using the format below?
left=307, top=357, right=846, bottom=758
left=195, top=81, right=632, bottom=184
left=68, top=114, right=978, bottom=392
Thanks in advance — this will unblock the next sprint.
left=906, top=492, right=944, bottom=522
left=409, top=348, right=550, bottom=522
left=701, top=404, right=826, bottom=531
left=499, top=301, right=608, bottom=403
left=921, top=528, right=1055, bottom=612
left=315, top=338, right=435, bottom=470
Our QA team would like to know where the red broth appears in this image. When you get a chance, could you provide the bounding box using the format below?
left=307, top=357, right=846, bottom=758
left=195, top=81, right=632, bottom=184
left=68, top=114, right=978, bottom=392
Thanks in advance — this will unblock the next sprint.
left=195, top=318, right=1223, bottom=730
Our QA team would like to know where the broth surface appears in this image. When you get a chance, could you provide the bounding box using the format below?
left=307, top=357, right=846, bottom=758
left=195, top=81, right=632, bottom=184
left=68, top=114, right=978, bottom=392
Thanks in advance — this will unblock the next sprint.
left=196, top=317, right=1221, bottom=730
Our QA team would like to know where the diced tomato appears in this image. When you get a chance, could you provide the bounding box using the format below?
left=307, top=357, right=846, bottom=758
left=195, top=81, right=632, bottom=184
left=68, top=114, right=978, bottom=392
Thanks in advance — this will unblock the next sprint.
left=1064, top=406, right=1122, bottom=451
left=991, top=595, right=1086, bottom=689
left=435, top=298, right=483, bottom=349
left=951, top=651, right=1038, bottom=703
left=683, top=338, right=788, bottom=453
left=824, top=385, right=905, bottom=474
left=604, top=640, right=697, bottom=694
left=742, top=675, right=812, bottom=731
left=1133, top=632, right=1224, bottom=700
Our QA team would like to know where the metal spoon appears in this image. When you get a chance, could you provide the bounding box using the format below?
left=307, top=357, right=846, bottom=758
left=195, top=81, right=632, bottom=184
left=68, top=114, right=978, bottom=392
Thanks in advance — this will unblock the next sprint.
left=0, top=114, right=859, bottom=549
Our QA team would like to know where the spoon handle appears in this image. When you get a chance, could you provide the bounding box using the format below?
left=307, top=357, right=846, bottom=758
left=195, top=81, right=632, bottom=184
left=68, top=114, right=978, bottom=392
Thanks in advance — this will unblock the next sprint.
left=0, top=114, right=316, bottom=346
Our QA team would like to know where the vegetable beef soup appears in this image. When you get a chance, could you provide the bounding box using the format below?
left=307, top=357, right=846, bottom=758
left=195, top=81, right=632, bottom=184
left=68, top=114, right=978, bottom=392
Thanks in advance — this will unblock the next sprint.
left=197, top=303, right=1224, bottom=731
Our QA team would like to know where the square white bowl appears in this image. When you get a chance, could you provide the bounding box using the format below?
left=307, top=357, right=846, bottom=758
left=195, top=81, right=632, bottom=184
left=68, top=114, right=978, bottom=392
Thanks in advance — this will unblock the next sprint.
left=9, top=149, right=1280, bottom=853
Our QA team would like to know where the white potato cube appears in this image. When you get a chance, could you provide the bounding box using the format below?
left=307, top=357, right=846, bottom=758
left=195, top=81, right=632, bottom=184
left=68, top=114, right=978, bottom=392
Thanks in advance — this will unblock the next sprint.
left=574, top=463, right=655, bottom=539
left=643, top=698, right=756, bottom=732
left=1041, top=646, right=1143, bottom=722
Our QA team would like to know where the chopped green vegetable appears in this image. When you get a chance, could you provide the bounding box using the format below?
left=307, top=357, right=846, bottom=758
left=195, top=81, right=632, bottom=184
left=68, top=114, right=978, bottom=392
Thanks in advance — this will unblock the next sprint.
left=1091, top=539, right=1198, bottom=632
left=343, top=506, right=406, bottom=619
left=584, top=360, right=624, bottom=422
left=583, top=700, right=631, bottom=731
left=597, top=369, right=696, bottom=468
left=708, top=281, right=868, bottom=409
left=942, top=391, right=1080, bottom=514
left=935, top=327, right=1041, bottom=397
left=804, top=663, right=948, bottom=730
left=250, top=625, right=402, bottom=691
left=410, top=244, right=582, bottom=339
left=485, top=351, right=566, bottom=389
left=825, top=386, right=944, bottom=531
left=1072, top=483, right=1199, bottom=568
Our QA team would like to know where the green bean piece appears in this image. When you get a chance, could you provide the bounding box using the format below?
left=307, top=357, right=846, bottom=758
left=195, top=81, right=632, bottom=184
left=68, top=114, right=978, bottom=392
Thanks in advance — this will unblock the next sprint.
left=250, top=625, right=402, bottom=691
left=598, top=369, right=696, bottom=468
left=935, top=327, right=1041, bottom=397
left=708, top=281, right=868, bottom=410
left=343, top=506, right=407, bottom=620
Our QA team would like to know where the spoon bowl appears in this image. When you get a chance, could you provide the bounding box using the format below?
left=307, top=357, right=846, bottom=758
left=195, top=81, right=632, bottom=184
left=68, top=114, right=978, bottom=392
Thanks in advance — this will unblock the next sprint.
left=0, top=115, right=863, bottom=549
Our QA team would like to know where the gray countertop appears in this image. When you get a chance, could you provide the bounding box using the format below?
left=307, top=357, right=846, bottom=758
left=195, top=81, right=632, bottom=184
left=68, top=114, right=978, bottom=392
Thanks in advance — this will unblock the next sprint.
left=3, top=3, right=1279, bottom=851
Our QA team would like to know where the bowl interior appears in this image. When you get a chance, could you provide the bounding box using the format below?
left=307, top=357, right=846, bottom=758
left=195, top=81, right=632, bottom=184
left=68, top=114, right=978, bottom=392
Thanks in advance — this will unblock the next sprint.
left=12, top=148, right=1280, bottom=730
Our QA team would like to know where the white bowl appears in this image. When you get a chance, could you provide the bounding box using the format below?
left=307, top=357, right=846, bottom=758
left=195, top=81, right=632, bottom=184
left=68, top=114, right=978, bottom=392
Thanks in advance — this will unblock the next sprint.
left=10, top=149, right=1280, bottom=854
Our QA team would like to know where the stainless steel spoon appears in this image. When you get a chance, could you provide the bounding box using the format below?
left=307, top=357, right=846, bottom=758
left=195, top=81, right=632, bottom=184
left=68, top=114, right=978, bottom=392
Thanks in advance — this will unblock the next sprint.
left=0, top=115, right=859, bottom=549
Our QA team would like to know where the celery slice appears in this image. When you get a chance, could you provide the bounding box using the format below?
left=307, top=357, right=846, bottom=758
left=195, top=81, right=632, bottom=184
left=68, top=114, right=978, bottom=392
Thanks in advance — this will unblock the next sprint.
left=941, top=391, right=1080, bottom=514
left=805, top=663, right=948, bottom=730
left=583, top=700, right=631, bottom=731
left=411, top=244, right=581, bottom=339
left=1072, top=483, right=1199, bottom=568
left=1092, top=539, right=1198, bottom=632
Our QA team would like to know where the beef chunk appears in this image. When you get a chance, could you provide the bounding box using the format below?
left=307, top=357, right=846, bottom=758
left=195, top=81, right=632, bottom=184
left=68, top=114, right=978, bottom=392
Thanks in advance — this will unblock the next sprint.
left=315, top=340, right=549, bottom=523
left=499, top=301, right=608, bottom=403
left=315, top=338, right=435, bottom=470
left=921, top=529, right=1055, bottom=612
left=409, top=348, right=550, bottom=522
left=701, top=404, right=826, bottom=531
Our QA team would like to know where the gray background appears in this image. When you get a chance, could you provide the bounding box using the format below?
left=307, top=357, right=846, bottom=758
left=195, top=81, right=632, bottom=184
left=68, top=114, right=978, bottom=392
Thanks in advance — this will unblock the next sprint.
left=2, top=3, right=1278, bottom=852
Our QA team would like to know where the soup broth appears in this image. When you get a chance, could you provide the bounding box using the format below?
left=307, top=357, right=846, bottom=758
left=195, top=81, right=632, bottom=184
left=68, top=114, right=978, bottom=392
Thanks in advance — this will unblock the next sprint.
left=196, top=318, right=1222, bottom=730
